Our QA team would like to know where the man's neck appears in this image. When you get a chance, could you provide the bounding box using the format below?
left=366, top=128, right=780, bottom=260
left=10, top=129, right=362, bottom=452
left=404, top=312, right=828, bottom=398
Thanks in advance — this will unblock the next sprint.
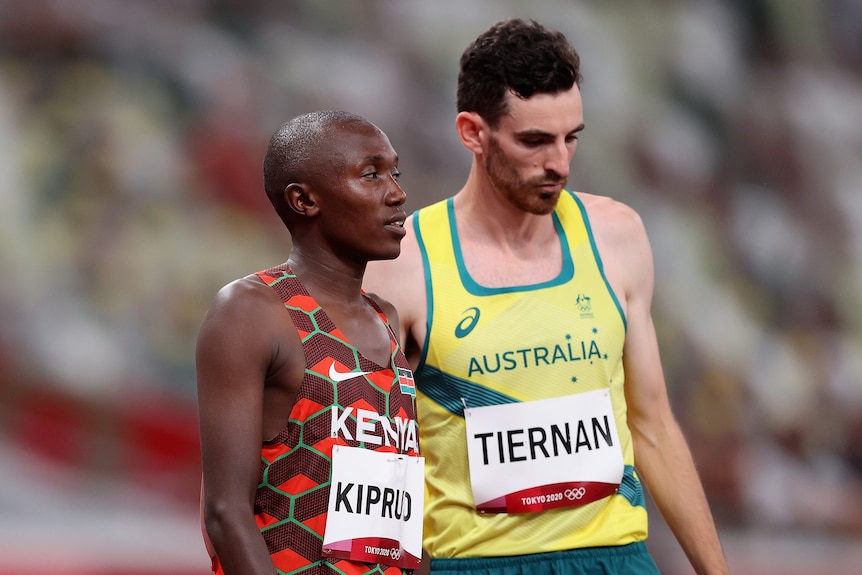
left=451, top=184, right=563, bottom=287
left=287, top=253, right=366, bottom=310
left=453, top=182, right=558, bottom=250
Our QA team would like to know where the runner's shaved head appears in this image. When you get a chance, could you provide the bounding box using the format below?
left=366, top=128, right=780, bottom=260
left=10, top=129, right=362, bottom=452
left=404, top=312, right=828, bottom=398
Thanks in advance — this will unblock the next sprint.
left=263, top=110, right=376, bottom=227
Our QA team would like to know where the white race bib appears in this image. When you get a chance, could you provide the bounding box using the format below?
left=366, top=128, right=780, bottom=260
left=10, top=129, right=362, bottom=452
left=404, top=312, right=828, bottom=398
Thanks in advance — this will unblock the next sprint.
left=464, top=389, right=623, bottom=513
left=322, top=446, right=425, bottom=568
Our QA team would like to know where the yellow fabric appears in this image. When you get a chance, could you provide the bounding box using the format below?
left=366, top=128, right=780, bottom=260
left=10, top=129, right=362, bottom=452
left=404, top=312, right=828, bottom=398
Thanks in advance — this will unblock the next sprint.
left=413, top=192, right=648, bottom=558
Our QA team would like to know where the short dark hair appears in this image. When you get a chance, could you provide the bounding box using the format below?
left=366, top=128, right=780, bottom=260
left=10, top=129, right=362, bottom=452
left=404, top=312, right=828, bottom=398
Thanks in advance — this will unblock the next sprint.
left=456, top=18, right=582, bottom=128
left=262, top=110, right=369, bottom=226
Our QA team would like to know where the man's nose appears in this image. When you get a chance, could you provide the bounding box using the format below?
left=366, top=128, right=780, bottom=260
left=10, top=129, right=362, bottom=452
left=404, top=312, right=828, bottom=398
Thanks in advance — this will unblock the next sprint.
left=387, top=176, right=407, bottom=205
left=544, top=140, right=572, bottom=179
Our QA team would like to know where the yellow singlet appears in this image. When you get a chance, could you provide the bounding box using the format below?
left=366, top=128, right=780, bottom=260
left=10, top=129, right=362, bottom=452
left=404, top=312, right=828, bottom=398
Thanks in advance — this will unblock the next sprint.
left=413, top=191, right=648, bottom=558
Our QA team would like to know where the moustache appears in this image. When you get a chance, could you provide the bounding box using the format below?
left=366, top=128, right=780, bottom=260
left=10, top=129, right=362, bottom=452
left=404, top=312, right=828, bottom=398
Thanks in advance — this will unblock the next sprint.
left=531, top=173, right=567, bottom=187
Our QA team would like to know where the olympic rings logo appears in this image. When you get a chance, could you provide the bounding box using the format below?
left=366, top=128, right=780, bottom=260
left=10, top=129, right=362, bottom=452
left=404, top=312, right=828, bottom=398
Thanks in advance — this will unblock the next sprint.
left=390, top=547, right=401, bottom=561
left=564, top=487, right=586, bottom=500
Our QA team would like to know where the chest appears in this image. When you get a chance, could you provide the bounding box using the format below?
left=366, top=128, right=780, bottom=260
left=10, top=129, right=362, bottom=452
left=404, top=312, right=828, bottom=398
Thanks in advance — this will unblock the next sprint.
left=460, top=242, right=563, bottom=288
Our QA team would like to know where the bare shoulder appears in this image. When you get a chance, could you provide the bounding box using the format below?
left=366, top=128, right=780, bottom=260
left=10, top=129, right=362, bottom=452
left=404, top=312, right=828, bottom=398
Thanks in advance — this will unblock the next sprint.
left=196, top=270, right=308, bottom=398
left=574, top=192, right=653, bottom=305
left=366, top=292, right=399, bottom=319
left=575, top=191, right=648, bottom=246
left=197, top=273, right=284, bottom=353
left=203, top=274, right=274, bottom=324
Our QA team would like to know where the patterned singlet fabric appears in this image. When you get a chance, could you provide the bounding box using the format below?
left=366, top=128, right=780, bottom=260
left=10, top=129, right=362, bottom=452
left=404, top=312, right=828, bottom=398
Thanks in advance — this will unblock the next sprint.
left=412, top=191, right=648, bottom=559
left=214, top=264, right=420, bottom=575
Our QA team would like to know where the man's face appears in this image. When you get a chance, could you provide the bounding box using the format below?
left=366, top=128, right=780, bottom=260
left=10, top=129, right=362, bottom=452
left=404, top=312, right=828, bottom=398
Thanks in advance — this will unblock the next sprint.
left=317, top=123, right=407, bottom=262
left=482, top=87, right=584, bottom=215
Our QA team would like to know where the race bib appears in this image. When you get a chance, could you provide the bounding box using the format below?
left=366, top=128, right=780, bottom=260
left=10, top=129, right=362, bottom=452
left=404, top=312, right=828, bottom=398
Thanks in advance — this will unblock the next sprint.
left=322, top=446, right=425, bottom=569
left=464, top=389, right=623, bottom=513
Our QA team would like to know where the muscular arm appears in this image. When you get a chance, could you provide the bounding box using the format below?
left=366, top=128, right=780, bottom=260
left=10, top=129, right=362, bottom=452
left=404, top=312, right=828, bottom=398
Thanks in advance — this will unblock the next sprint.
left=196, top=277, right=301, bottom=575
left=589, top=196, right=729, bottom=575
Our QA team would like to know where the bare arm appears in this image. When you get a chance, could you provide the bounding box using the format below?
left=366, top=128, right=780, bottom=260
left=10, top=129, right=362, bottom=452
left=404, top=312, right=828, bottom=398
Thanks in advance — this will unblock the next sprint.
left=196, top=277, right=300, bottom=575
left=590, top=196, right=729, bottom=575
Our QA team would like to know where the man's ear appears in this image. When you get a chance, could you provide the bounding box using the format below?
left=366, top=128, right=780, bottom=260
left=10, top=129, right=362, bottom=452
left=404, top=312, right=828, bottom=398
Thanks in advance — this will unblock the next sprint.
left=455, top=111, right=488, bottom=155
left=285, top=183, right=319, bottom=217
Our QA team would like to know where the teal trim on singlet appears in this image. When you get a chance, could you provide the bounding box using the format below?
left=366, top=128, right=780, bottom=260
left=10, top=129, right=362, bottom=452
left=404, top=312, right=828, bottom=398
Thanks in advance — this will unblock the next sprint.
left=413, top=361, right=646, bottom=514
left=446, top=198, right=576, bottom=296
left=619, top=465, right=646, bottom=508
left=411, top=192, right=648, bottom=556
left=413, top=209, right=433, bottom=373
left=413, top=192, right=625, bottom=380
left=573, top=192, right=627, bottom=332
left=416, top=360, right=644, bottom=510
left=416, top=364, right=518, bottom=416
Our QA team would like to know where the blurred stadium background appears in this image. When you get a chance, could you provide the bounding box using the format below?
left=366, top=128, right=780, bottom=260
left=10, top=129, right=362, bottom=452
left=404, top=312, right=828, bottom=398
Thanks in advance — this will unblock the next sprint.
left=1, top=0, right=862, bottom=573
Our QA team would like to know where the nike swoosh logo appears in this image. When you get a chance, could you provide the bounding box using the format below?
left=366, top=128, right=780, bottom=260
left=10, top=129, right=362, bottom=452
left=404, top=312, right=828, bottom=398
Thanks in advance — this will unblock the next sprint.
left=328, top=360, right=372, bottom=382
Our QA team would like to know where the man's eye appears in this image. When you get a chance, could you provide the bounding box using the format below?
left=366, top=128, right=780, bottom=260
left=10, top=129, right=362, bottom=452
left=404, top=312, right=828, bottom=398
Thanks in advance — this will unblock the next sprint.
left=364, top=171, right=379, bottom=179
left=391, top=170, right=401, bottom=180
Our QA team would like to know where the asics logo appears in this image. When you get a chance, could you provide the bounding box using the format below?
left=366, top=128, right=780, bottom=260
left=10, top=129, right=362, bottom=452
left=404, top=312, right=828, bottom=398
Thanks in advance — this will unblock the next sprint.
left=455, top=307, right=480, bottom=338
left=328, top=359, right=372, bottom=382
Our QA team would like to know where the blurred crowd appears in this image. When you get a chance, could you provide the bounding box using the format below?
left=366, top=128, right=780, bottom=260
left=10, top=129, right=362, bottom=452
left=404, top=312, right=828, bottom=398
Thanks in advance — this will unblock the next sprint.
left=1, top=0, right=862, bottom=572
